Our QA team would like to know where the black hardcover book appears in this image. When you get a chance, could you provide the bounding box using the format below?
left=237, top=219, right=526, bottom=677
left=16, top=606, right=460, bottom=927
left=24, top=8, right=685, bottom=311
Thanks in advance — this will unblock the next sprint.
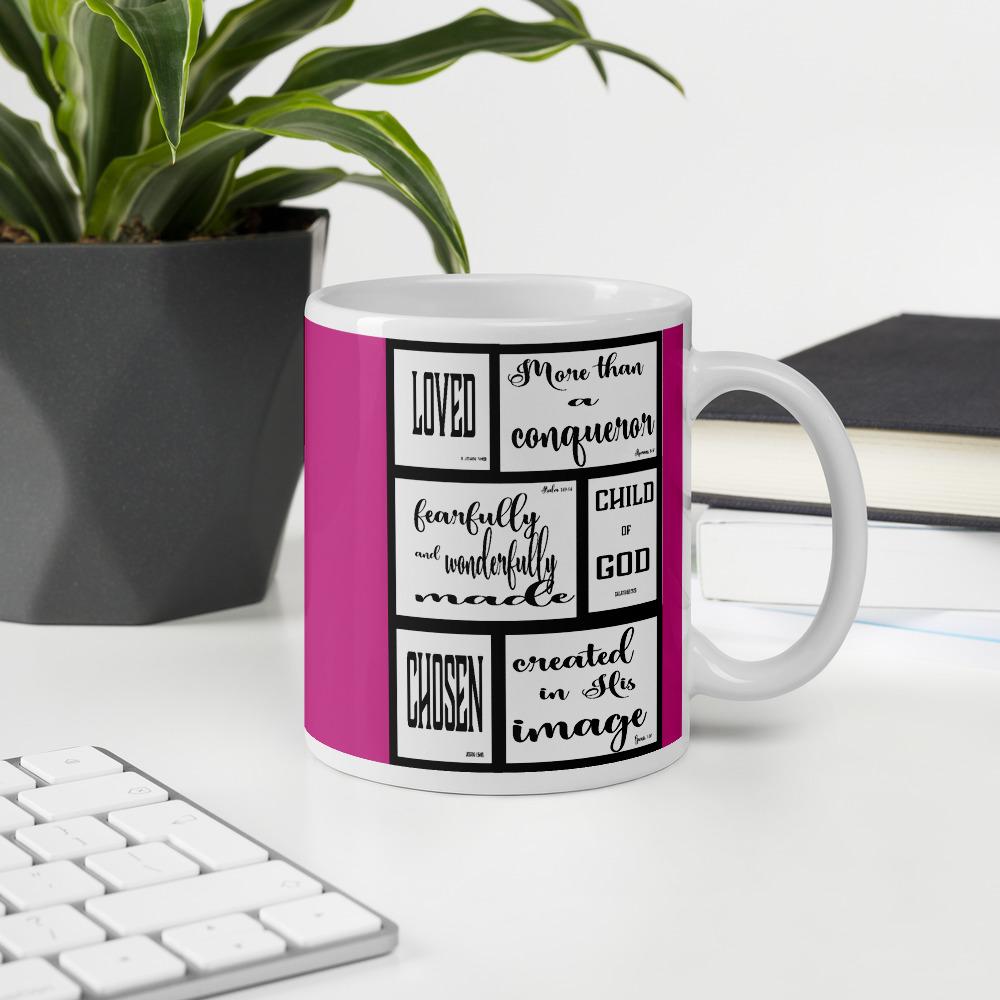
left=692, top=313, right=1000, bottom=529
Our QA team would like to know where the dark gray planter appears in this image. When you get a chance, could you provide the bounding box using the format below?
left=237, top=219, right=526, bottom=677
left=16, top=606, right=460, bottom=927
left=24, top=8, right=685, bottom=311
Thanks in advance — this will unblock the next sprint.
left=0, top=208, right=327, bottom=625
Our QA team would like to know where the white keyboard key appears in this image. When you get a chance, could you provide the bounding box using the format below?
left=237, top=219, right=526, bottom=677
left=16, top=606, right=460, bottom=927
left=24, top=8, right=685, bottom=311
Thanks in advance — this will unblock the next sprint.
left=18, top=773, right=166, bottom=822
left=0, top=801, right=34, bottom=837
left=167, top=820, right=267, bottom=872
left=162, top=914, right=286, bottom=973
left=0, top=838, right=32, bottom=874
left=85, top=843, right=199, bottom=891
left=107, top=800, right=266, bottom=870
left=0, top=957, right=81, bottom=1000
left=0, top=763, right=35, bottom=797
left=16, top=818, right=125, bottom=863
left=19, top=748, right=122, bottom=787
left=0, top=862, right=105, bottom=912
left=0, top=904, right=106, bottom=958
left=0, top=748, right=394, bottom=995
left=260, top=893, right=382, bottom=948
left=86, top=860, right=321, bottom=936
left=59, top=936, right=185, bottom=997
left=107, top=800, right=209, bottom=843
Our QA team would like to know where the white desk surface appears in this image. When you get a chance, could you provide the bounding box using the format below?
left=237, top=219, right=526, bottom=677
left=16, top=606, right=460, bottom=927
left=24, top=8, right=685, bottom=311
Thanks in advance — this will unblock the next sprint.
left=2, top=492, right=999, bottom=999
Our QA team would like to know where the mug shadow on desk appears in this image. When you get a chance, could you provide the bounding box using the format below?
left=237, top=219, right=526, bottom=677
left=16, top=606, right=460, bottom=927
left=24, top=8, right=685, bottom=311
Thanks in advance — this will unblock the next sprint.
left=689, top=720, right=792, bottom=743
left=689, top=705, right=799, bottom=743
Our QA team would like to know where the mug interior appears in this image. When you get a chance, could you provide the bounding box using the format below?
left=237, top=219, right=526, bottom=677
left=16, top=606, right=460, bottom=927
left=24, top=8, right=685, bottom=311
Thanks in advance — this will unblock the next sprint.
left=305, top=274, right=690, bottom=342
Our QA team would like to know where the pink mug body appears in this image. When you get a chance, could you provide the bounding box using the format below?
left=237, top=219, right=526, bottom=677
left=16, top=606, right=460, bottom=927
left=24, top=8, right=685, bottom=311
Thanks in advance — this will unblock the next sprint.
left=305, top=275, right=690, bottom=794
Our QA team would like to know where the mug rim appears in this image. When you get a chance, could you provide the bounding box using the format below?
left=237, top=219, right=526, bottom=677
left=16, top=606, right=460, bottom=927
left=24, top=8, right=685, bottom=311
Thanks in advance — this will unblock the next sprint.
left=305, top=273, right=691, bottom=343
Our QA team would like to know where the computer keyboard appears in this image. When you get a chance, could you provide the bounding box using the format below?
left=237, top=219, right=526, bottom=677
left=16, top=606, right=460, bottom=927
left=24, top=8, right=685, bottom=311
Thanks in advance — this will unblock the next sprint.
left=0, top=748, right=396, bottom=999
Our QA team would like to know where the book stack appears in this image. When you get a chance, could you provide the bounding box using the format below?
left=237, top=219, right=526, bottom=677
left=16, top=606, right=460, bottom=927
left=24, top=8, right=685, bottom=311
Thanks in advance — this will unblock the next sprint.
left=692, top=313, right=1000, bottom=611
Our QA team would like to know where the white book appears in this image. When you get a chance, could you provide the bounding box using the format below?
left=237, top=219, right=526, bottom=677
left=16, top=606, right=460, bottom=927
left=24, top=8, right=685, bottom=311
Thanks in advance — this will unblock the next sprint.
left=696, top=507, right=1000, bottom=611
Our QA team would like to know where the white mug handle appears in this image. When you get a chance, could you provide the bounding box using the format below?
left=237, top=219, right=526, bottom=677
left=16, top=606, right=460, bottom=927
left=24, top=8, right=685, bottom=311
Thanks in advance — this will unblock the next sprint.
left=688, top=350, right=868, bottom=699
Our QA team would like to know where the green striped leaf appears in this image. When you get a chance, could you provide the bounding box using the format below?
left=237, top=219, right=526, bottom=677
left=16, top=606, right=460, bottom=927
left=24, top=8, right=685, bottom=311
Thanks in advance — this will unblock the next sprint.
left=526, top=0, right=606, bottom=82
left=86, top=0, right=202, bottom=154
left=227, top=166, right=464, bottom=271
left=335, top=173, right=465, bottom=274
left=42, top=5, right=152, bottom=202
left=0, top=164, right=43, bottom=241
left=187, top=0, right=354, bottom=121
left=228, top=165, right=348, bottom=209
left=91, top=121, right=250, bottom=239
left=0, top=103, right=81, bottom=241
left=0, top=0, right=60, bottom=110
left=280, top=8, right=682, bottom=100
left=32, top=0, right=202, bottom=168
left=87, top=93, right=468, bottom=271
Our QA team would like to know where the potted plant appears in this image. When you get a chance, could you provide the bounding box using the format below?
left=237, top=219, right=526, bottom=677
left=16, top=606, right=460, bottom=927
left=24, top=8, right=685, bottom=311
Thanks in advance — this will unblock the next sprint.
left=0, top=0, right=681, bottom=625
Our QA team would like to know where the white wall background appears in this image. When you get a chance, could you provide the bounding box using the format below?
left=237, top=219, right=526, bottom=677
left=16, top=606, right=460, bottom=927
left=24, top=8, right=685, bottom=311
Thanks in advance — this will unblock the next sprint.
left=3, top=0, right=999, bottom=357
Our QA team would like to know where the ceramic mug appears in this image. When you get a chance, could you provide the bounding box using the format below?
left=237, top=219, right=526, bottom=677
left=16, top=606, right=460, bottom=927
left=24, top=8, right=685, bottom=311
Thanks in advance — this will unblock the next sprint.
left=303, top=275, right=867, bottom=794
